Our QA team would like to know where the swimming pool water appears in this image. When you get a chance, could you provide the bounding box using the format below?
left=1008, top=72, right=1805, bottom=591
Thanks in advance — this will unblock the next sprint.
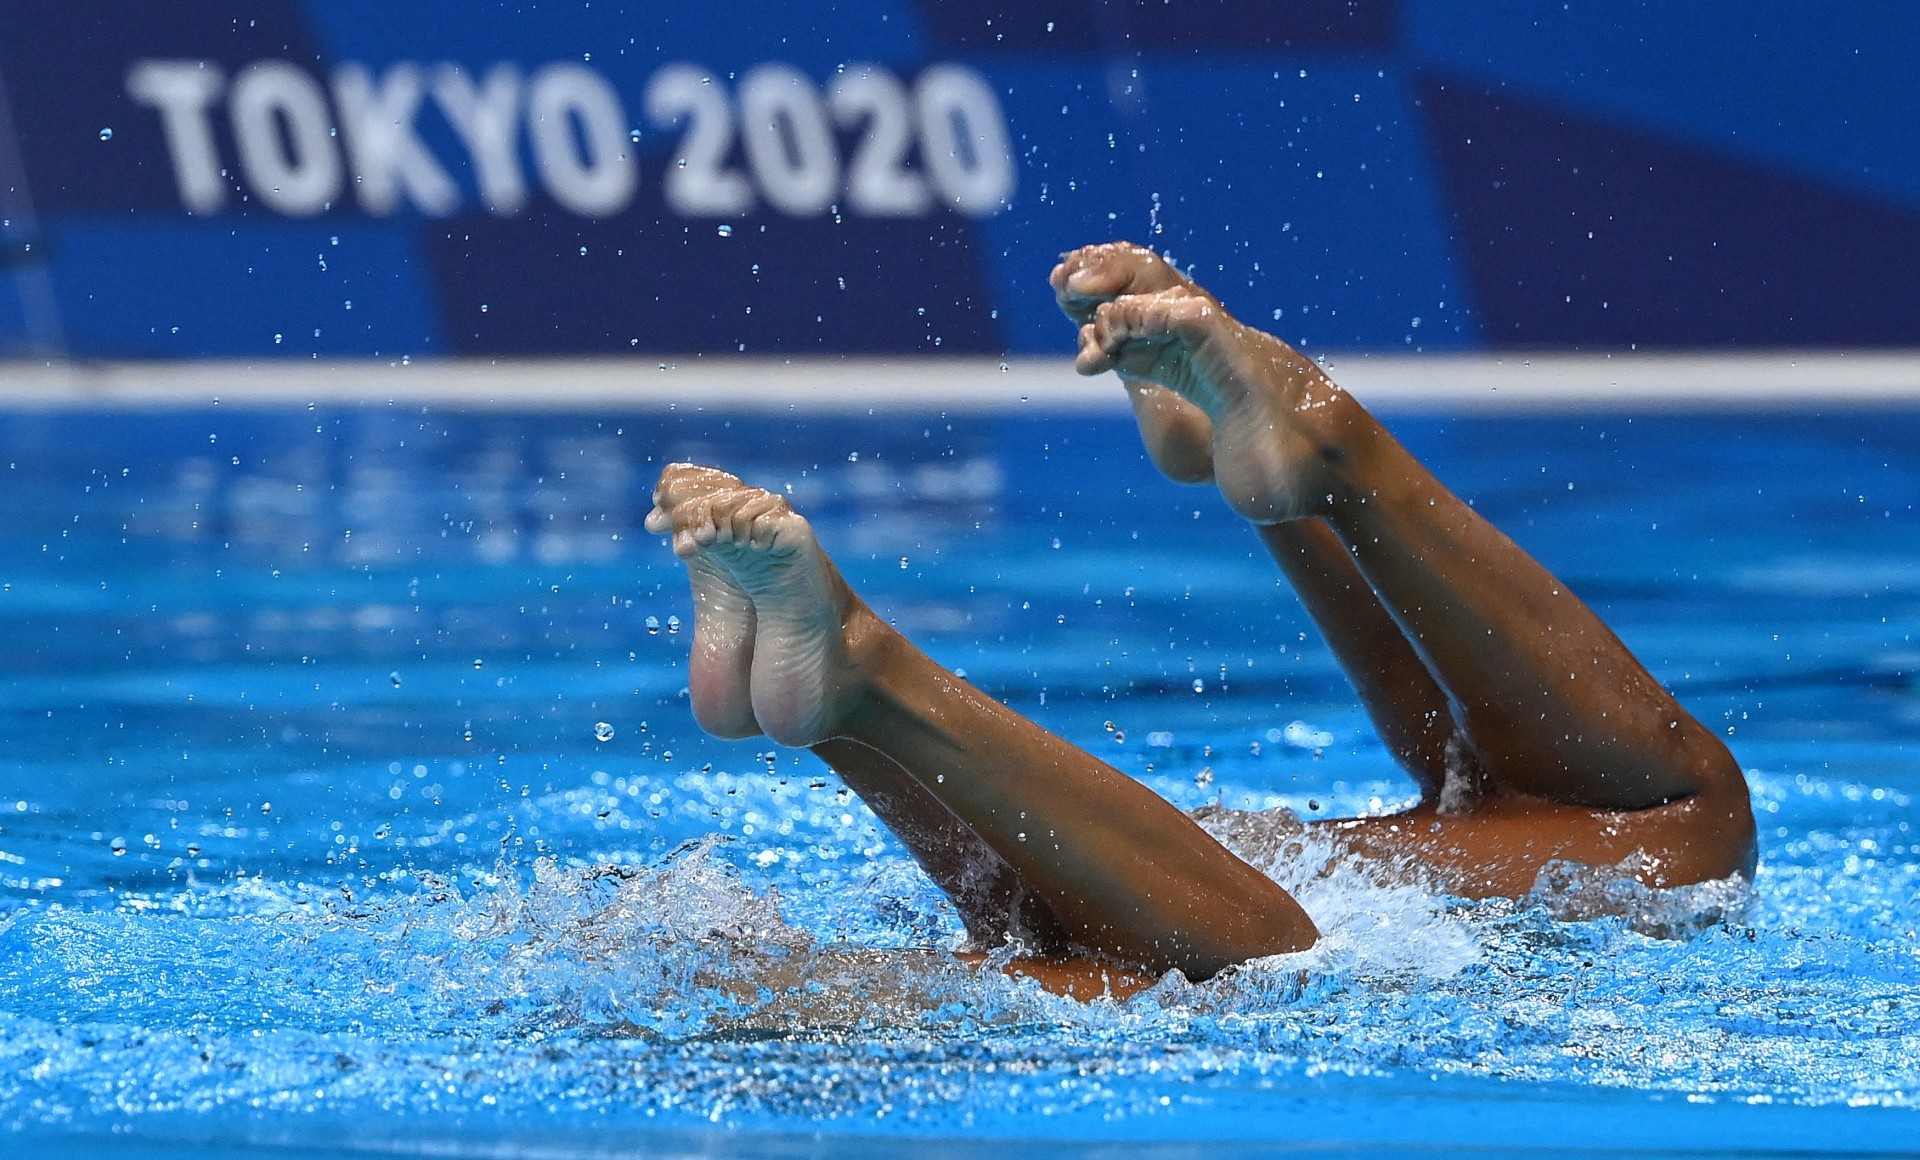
left=0, top=406, right=1915, bottom=1157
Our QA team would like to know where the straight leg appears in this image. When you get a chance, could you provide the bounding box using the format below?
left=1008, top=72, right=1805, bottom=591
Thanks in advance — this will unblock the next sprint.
left=1053, top=242, right=1754, bottom=885
left=649, top=466, right=1317, bottom=980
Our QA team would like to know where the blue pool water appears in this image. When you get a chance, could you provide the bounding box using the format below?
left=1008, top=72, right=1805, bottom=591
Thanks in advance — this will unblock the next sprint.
left=0, top=405, right=1915, bottom=1157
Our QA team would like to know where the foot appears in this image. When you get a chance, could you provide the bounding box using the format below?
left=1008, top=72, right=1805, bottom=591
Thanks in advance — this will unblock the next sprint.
left=648, top=465, right=862, bottom=747
left=1052, top=244, right=1217, bottom=484
left=1052, top=242, right=1349, bottom=523
left=646, top=464, right=762, bottom=738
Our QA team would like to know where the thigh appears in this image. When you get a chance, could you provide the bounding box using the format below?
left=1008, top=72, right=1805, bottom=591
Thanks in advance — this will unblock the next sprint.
left=1316, top=780, right=1756, bottom=899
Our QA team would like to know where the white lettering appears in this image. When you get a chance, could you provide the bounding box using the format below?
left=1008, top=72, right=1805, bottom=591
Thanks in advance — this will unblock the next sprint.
left=737, top=64, right=837, bottom=217
left=915, top=65, right=1016, bottom=217
left=229, top=62, right=341, bottom=216
left=526, top=64, right=636, bottom=218
left=125, top=60, right=227, bottom=214
left=645, top=65, right=752, bottom=217
left=431, top=64, right=525, bottom=216
left=130, top=57, right=1018, bottom=223
left=830, top=65, right=930, bottom=217
left=332, top=63, right=459, bottom=216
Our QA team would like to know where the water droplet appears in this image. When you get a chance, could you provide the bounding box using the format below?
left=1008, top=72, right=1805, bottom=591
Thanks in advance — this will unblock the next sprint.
left=186, top=844, right=201, bottom=857
left=1016, top=832, right=1028, bottom=842
left=472, top=659, right=484, bottom=669
left=1195, top=767, right=1214, bottom=788
left=1103, top=721, right=1116, bottom=733
left=716, top=224, right=733, bottom=237
left=846, top=451, right=859, bottom=462
left=593, top=722, right=615, bottom=742
left=373, top=824, right=391, bottom=840
left=389, top=671, right=402, bottom=688
left=98, top=127, right=113, bottom=141
left=109, top=837, right=128, bottom=856
left=1113, top=730, right=1126, bottom=743
left=666, top=614, right=681, bottom=634
left=579, top=246, right=588, bottom=256
left=645, top=615, right=661, bottom=635
left=629, top=128, right=641, bottom=142
left=260, top=801, right=272, bottom=814
left=899, top=557, right=909, bottom=569
left=1192, top=678, right=1205, bottom=693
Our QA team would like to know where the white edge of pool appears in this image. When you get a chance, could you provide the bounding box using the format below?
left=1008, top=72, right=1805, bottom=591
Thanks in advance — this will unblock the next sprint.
left=2, top=352, right=1919, bottom=411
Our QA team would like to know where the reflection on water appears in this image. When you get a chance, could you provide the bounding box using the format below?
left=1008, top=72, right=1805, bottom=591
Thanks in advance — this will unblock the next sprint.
left=0, top=408, right=1916, bottom=1154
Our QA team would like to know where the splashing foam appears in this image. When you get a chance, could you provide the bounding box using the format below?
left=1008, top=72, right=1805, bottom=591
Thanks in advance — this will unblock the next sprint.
left=1189, top=804, right=1755, bottom=979
left=308, top=839, right=1069, bottom=1038
left=1526, top=856, right=1755, bottom=939
left=1190, top=804, right=1482, bottom=981
left=273, top=817, right=1756, bottom=1037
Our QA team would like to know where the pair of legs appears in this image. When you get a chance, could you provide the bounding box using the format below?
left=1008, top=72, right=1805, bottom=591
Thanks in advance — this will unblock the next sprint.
left=647, top=243, right=1755, bottom=992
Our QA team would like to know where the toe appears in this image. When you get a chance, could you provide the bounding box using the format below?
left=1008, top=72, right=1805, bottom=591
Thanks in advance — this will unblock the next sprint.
left=756, top=507, right=811, bottom=552
left=726, top=491, right=785, bottom=544
left=654, top=463, right=746, bottom=512
left=1056, top=243, right=1147, bottom=322
left=673, top=497, right=722, bottom=551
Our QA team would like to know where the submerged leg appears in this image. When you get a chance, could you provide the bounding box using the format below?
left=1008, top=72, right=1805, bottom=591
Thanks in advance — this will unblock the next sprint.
left=651, top=465, right=1317, bottom=979
left=1053, top=242, right=1754, bottom=888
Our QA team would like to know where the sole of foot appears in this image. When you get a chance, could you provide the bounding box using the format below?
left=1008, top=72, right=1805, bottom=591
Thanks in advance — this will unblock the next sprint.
left=1055, top=241, right=1350, bottom=524
left=649, top=464, right=858, bottom=747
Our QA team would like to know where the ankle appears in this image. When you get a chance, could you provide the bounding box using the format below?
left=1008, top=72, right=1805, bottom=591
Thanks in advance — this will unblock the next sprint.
left=1211, top=375, right=1366, bottom=524
left=838, top=597, right=900, bottom=690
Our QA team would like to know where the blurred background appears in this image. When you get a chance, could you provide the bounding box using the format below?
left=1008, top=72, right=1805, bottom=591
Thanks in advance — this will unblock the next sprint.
left=4, top=0, right=1919, bottom=372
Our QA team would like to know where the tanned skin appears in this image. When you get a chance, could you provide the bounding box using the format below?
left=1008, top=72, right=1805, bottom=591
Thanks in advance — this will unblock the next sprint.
left=645, top=242, right=1755, bottom=998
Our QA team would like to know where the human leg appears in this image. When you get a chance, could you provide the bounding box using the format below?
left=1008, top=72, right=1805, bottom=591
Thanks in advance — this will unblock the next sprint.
left=647, top=468, right=1068, bottom=949
left=1052, top=246, right=1462, bottom=794
left=1257, top=519, right=1463, bottom=798
left=649, top=465, right=1318, bottom=978
left=1053, top=243, right=1754, bottom=885
left=810, top=738, right=1072, bottom=951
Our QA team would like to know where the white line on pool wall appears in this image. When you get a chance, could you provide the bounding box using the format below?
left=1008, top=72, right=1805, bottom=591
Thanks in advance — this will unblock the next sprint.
left=1, top=353, right=1919, bottom=411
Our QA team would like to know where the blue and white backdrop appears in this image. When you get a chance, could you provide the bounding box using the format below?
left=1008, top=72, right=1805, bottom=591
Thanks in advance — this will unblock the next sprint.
left=2, top=1, right=1916, bottom=361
